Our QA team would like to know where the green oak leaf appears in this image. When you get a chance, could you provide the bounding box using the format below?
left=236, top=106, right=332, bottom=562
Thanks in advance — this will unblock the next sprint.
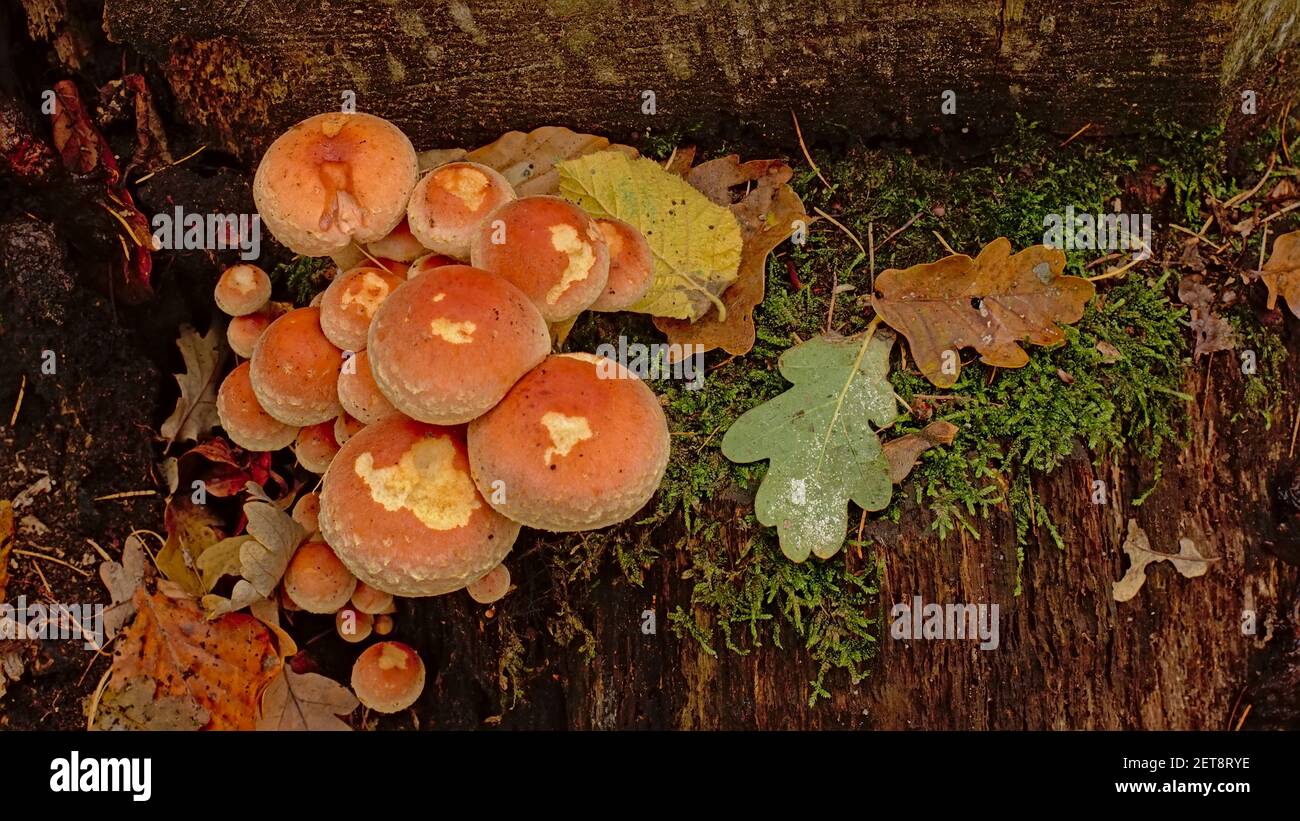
left=722, top=331, right=898, bottom=562
left=557, top=151, right=742, bottom=320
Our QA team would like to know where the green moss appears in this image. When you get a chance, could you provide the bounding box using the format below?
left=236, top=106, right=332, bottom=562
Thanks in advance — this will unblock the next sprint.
left=269, top=255, right=332, bottom=304
left=1228, top=309, right=1289, bottom=427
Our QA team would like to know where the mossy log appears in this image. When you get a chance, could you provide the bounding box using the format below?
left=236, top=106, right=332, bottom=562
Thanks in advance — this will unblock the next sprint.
left=104, top=0, right=1299, bottom=161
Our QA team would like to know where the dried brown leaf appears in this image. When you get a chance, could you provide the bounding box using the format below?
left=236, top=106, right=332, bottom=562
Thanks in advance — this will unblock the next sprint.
left=1260, top=230, right=1300, bottom=319
left=882, top=421, right=959, bottom=483
left=1112, top=519, right=1213, bottom=602
left=257, top=668, right=357, bottom=731
left=159, top=324, right=224, bottom=446
left=871, top=238, right=1095, bottom=388
left=468, top=126, right=637, bottom=196
left=99, top=534, right=147, bottom=640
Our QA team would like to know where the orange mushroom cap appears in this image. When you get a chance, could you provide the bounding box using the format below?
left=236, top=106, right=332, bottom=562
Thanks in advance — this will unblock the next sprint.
left=294, top=421, right=340, bottom=473
left=590, top=218, right=654, bottom=312
left=215, top=264, right=272, bottom=317
left=216, top=361, right=299, bottom=451
left=337, top=349, right=399, bottom=425
left=466, top=563, right=511, bottom=605
left=351, top=641, right=425, bottom=713
left=407, top=161, right=516, bottom=260
left=366, top=217, right=429, bottom=263
left=249, top=307, right=344, bottom=426
left=283, top=540, right=357, bottom=614
left=318, top=266, right=405, bottom=352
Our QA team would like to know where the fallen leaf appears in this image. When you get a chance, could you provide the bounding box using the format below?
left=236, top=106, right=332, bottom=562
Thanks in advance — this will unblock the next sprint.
left=1112, top=518, right=1213, bottom=602
left=240, top=501, right=306, bottom=597
left=655, top=156, right=808, bottom=357
left=157, top=497, right=224, bottom=595
left=871, top=237, right=1095, bottom=388
left=249, top=596, right=297, bottom=658
left=558, top=151, right=743, bottom=320
left=99, top=534, right=147, bottom=640
left=1260, top=230, right=1300, bottom=319
left=96, top=590, right=280, bottom=730
left=195, top=536, right=249, bottom=592
left=0, top=500, right=12, bottom=601
left=94, top=676, right=209, bottom=731
left=882, top=420, right=959, bottom=483
left=469, top=126, right=637, bottom=196
left=721, top=331, right=897, bottom=561
left=160, top=324, right=224, bottom=447
left=1095, top=340, right=1123, bottom=363
left=174, top=437, right=274, bottom=498
left=1178, top=275, right=1236, bottom=358
left=257, top=668, right=357, bottom=731
left=201, top=581, right=262, bottom=619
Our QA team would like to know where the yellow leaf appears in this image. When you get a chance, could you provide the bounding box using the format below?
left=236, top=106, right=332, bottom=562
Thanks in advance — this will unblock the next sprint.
left=558, top=151, right=742, bottom=321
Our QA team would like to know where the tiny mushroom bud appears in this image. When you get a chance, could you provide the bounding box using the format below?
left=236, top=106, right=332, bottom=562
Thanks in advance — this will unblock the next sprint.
left=589, top=218, right=654, bottom=312
left=228, top=304, right=284, bottom=359
left=334, top=412, right=366, bottom=445
left=253, top=112, right=418, bottom=256
left=249, top=307, right=344, bottom=426
left=318, top=415, right=519, bottom=596
left=295, top=421, right=341, bottom=473
left=351, top=580, right=395, bottom=615
left=215, top=264, right=272, bottom=317
left=318, top=265, right=405, bottom=351
left=284, top=540, right=358, bottom=614
left=337, top=349, right=399, bottom=425
left=366, top=217, right=429, bottom=263
left=351, top=641, right=424, bottom=713
left=407, top=161, right=516, bottom=260
left=216, top=361, right=299, bottom=451
left=292, top=491, right=321, bottom=535
left=467, top=563, right=510, bottom=605
left=470, top=196, right=610, bottom=323
left=467, top=353, right=670, bottom=531
left=335, top=606, right=373, bottom=644
left=373, top=614, right=394, bottom=635
left=367, top=265, right=549, bottom=424
left=406, top=253, right=458, bottom=274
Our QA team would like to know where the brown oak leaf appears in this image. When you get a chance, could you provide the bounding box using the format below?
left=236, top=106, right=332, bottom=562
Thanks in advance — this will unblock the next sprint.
left=257, top=668, right=357, bottom=731
left=1260, top=230, right=1300, bottom=319
left=871, top=237, right=1095, bottom=388
left=882, top=420, right=959, bottom=483
left=467, top=126, right=637, bottom=197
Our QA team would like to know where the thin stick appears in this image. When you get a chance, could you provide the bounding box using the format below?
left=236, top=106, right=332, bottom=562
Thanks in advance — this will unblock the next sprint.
left=31, top=561, right=53, bottom=598
left=93, top=490, right=158, bottom=502
left=86, top=667, right=112, bottom=731
left=352, top=242, right=396, bottom=274
left=932, top=230, right=955, bottom=255
left=813, top=207, right=865, bottom=255
left=1260, top=224, right=1270, bottom=272
left=86, top=539, right=112, bottom=562
left=1058, top=122, right=1092, bottom=148
left=1223, top=152, right=1277, bottom=209
left=14, top=548, right=93, bottom=577
left=878, top=209, right=926, bottom=251
left=1259, top=199, right=1300, bottom=226
left=1289, top=405, right=1300, bottom=459
left=867, top=222, right=876, bottom=290
left=791, top=110, right=829, bottom=188
left=134, top=144, right=206, bottom=185
left=1233, top=703, right=1252, bottom=732
left=9, top=374, right=25, bottom=427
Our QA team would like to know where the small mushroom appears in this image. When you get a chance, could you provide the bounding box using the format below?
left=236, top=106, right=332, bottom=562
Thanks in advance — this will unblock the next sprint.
left=292, top=491, right=321, bottom=535
left=366, top=217, right=430, bottom=263
left=470, top=195, right=609, bottom=323
left=466, top=563, right=510, bottom=604
left=335, top=606, right=373, bottom=644
left=351, top=641, right=424, bottom=713
left=216, top=361, right=299, bottom=451
left=407, top=161, right=516, bottom=260
left=589, top=218, right=654, bottom=312
left=351, top=581, right=396, bottom=615
left=294, top=421, right=340, bottom=473
left=467, top=353, right=670, bottom=531
left=407, top=253, right=458, bottom=274
left=367, top=265, right=549, bottom=424
left=283, top=540, right=358, bottom=614
left=253, top=112, right=418, bottom=256
left=318, top=415, right=519, bottom=597
left=337, top=349, right=399, bottom=425
left=334, top=412, right=366, bottom=445
left=214, top=264, right=272, bottom=316
left=249, top=307, right=344, bottom=426
left=228, top=304, right=284, bottom=359
left=373, top=614, right=394, bottom=636
left=318, top=266, right=405, bottom=351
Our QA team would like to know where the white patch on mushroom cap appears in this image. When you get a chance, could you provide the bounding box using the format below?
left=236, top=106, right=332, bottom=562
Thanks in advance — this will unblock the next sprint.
left=341, top=271, right=394, bottom=317
left=540, top=411, right=593, bottom=465
left=228, top=265, right=259, bottom=294
left=432, top=293, right=446, bottom=302
left=545, top=224, right=595, bottom=305
left=435, top=166, right=489, bottom=212
left=353, top=436, right=481, bottom=530
left=428, top=317, right=476, bottom=344
left=377, top=642, right=414, bottom=671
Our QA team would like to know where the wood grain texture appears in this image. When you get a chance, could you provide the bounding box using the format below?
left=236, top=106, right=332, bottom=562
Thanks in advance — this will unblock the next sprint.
left=103, top=0, right=1294, bottom=160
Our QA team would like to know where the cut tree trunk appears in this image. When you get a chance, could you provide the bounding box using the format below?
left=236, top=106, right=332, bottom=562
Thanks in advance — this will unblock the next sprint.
left=103, top=0, right=1300, bottom=161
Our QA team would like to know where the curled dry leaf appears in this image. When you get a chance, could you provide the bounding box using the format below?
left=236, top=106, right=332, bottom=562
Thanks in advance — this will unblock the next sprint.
left=157, top=497, right=224, bottom=595
left=721, top=331, right=897, bottom=562
left=95, top=590, right=280, bottom=730
left=558, top=151, right=743, bottom=320
left=1177, top=275, right=1236, bottom=358
left=1260, top=230, right=1300, bottom=319
left=257, top=668, right=358, bottom=731
left=240, top=501, right=307, bottom=597
left=656, top=156, right=808, bottom=358
left=468, top=126, right=637, bottom=196
left=871, top=237, right=1095, bottom=388
left=1112, top=518, right=1214, bottom=602
left=882, top=420, right=959, bottom=484
left=99, top=534, right=148, bottom=640
left=160, top=324, right=224, bottom=447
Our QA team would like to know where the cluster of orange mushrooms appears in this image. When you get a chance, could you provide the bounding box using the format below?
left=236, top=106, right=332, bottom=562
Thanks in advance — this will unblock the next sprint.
left=212, top=112, right=671, bottom=713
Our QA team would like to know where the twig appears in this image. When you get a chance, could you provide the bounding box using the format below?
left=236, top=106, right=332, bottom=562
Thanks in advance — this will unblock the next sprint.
left=1260, top=199, right=1300, bottom=226
left=353, top=242, right=396, bottom=274
left=1084, top=252, right=1121, bottom=270
left=1223, top=152, right=1277, bottom=209
left=877, top=209, right=926, bottom=251
left=813, top=207, right=865, bottom=255
left=867, top=222, right=876, bottom=290
left=86, top=539, right=112, bottom=562
left=791, top=110, right=829, bottom=188
left=9, top=374, right=25, bottom=427
left=1233, top=703, right=1252, bottom=731
left=134, top=144, right=206, bottom=185
left=932, top=230, right=955, bottom=255
left=1058, top=122, right=1093, bottom=148
left=1260, top=224, right=1269, bottom=271
left=1289, top=405, right=1300, bottom=459
left=31, top=561, right=53, bottom=598
left=1169, top=224, right=1227, bottom=252
left=14, top=548, right=93, bottom=577
left=93, top=490, right=158, bottom=502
